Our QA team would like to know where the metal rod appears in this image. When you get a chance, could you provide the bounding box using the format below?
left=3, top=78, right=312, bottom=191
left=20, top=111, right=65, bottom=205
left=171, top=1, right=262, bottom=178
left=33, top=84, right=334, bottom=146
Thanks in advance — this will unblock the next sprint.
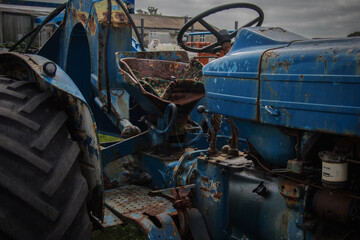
left=0, top=12, right=3, bottom=44
left=105, top=0, right=112, bottom=113
left=191, top=25, right=194, bottom=43
left=140, top=18, right=144, bottom=45
left=347, top=159, right=360, bottom=165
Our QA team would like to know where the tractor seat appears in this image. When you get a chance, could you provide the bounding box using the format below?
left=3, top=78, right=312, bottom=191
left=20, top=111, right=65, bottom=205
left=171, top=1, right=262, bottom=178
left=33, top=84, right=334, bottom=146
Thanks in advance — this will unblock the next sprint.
left=119, top=58, right=205, bottom=117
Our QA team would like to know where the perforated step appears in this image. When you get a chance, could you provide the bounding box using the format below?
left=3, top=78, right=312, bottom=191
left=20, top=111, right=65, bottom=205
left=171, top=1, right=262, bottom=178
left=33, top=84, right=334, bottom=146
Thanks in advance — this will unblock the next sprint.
left=104, top=185, right=174, bottom=220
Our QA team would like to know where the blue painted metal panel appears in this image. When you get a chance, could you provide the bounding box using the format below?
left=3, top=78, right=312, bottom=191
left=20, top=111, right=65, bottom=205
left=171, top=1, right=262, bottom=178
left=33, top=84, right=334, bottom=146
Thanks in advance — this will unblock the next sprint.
left=228, top=170, right=304, bottom=239
left=204, top=76, right=259, bottom=120
left=132, top=37, right=142, bottom=51
left=138, top=152, right=178, bottom=189
left=203, top=27, right=305, bottom=121
left=260, top=37, right=360, bottom=136
left=101, top=130, right=150, bottom=168
left=232, top=119, right=296, bottom=167
left=193, top=158, right=229, bottom=240
left=38, top=0, right=135, bottom=137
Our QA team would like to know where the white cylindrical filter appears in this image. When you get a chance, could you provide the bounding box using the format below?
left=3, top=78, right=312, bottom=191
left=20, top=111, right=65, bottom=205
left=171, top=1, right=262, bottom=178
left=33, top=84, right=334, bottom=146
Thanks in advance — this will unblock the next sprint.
left=319, top=151, right=348, bottom=189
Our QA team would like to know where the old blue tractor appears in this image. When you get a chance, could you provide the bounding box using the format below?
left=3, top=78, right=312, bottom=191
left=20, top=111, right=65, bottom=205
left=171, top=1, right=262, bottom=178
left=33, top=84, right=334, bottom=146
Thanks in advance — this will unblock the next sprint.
left=0, top=0, right=360, bottom=239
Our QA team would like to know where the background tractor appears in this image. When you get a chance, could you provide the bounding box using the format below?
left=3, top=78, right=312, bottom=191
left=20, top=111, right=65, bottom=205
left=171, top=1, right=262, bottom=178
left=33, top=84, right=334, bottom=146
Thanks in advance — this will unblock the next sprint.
left=0, top=0, right=360, bottom=239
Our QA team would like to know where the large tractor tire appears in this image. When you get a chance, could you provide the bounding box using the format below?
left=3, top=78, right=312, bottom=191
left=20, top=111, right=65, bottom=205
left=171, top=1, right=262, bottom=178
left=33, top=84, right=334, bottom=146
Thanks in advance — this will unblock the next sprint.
left=0, top=76, right=92, bottom=240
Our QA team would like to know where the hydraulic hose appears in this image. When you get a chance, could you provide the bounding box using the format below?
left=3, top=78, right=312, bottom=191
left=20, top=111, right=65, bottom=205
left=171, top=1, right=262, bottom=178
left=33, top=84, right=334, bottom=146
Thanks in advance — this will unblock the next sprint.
left=139, top=103, right=178, bottom=135
left=172, top=120, right=203, bottom=148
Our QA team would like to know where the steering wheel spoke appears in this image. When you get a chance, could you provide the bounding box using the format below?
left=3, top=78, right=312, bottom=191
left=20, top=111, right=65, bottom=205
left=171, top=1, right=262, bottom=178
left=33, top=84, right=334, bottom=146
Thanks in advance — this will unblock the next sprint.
left=198, top=19, right=222, bottom=39
left=201, top=42, right=221, bottom=52
left=177, top=3, right=264, bottom=53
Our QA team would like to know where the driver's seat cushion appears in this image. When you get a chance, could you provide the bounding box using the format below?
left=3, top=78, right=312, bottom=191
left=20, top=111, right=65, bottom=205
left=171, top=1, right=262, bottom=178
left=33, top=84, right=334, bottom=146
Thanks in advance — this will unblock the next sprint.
left=120, top=57, right=204, bottom=102
left=128, top=58, right=203, bottom=99
left=119, top=58, right=205, bottom=116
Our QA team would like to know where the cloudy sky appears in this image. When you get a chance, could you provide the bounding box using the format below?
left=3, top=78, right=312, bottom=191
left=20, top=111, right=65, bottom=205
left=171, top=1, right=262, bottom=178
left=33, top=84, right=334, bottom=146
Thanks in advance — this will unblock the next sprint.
left=135, top=0, right=360, bottom=38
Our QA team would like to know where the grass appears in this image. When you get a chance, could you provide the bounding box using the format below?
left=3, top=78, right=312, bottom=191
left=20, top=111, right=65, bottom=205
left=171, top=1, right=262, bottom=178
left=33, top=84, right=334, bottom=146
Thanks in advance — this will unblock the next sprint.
left=93, top=134, right=147, bottom=240
left=98, top=133, right=122, bottom=143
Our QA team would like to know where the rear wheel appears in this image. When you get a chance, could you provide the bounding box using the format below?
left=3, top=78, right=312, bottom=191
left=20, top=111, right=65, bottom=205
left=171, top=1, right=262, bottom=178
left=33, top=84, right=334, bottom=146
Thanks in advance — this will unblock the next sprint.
left=0, top=76, right=92, bottom=240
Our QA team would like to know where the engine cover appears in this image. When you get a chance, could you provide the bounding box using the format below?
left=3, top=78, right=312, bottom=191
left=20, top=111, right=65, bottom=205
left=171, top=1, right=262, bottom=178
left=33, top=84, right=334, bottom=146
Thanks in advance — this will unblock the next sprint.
left=203, top=27, right=360, bottom=137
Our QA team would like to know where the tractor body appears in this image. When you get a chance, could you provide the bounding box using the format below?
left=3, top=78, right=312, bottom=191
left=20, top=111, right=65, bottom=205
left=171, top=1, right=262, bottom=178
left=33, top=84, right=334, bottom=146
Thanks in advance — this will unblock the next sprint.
left=0, top=0, right=360, bottom=239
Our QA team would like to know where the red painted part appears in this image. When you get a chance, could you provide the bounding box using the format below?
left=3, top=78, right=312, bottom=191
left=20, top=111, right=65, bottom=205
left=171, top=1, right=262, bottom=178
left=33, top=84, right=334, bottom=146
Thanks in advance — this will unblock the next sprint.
left=186, top=42, right=225, bottom=64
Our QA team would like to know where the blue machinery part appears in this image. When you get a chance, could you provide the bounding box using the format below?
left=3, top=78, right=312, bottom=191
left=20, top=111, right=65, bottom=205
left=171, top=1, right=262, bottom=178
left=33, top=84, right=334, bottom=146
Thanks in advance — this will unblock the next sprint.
left=0, top=1, right=360, bottom=240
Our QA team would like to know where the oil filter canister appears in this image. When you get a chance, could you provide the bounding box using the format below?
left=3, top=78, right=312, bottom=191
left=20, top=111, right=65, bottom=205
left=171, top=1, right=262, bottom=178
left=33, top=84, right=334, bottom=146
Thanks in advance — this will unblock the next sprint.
left=319, top=151, right=348, bottom=189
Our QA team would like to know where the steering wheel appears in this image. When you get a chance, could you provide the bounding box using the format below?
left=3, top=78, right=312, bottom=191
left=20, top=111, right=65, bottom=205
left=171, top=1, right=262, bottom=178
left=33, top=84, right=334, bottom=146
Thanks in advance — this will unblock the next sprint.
left=177, top=3, right=264, bottom=53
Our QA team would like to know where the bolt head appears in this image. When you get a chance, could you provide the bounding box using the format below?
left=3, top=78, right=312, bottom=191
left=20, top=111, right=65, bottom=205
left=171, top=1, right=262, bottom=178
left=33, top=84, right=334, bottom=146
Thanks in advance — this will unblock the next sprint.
left=43, top=62, right=57, bottom=77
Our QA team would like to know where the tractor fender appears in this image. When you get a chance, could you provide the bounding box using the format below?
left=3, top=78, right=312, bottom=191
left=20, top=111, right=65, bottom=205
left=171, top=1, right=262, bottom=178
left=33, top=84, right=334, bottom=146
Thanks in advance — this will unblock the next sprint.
left=0, top=52, right=104, bottom=220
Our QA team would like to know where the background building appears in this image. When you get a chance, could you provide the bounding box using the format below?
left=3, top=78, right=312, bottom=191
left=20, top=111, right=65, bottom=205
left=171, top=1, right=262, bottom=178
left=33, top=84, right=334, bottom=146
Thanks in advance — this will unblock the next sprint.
left=0, top=1, right=216, bottom=49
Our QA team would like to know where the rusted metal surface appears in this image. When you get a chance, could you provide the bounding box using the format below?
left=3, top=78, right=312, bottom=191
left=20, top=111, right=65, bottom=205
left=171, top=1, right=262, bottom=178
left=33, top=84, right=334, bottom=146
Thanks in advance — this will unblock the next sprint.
left=149, top=185, right=195, bottom=237
left=119, top=57, right=205, bottom=118
left=36, top=0, right=136, bottom=137
left=149, top=185, right=195, bottom=206
left=224, top=117, right=240, bottom=157
left=286, top=159, right=303, bottom=174
left=207, top=114, right=222, bottom=156
left=199, top=176, right=223, bottom=202
left=198, top=152, right=252, bottom=168
left=102, top=207, right=124, bottom=228
left=116, top=51, right=190, bottom=63
left=260, top=36, right=360, bottom=137
left=313, top=190, right=360, bottom=224
left=278, top=181, right=303, bottom=199
left=105, top=185, right=180, bottom=238
left=105, top=186, right=172, bottom=218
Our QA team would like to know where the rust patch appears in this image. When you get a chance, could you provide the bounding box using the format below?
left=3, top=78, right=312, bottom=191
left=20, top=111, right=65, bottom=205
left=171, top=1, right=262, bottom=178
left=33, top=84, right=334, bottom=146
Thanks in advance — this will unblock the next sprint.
left=71, top=7, right=77, bottom=19
left=111, top=89, right=125, bottom=97
left=113, top=12, right=127, bottom=24
left=105, top=185, right=174, bottom=233
left=263, top=51, right=279, bottom=59
left=278, top=181, right=302, bottom=199
left=77, top=12, right=87, bottom=25
left=201, top=176, right=209, bottom=184
left=266, top=83, right=279, bottom=98
left=316, top=55, right=327, bottom=74
left=199, top=186, right=210, bottom=193
left=212, top=192, right=223, bottom=201
left=271, top=64, right=276, bottom=72
left=200, top=176, right=222, bottom=202
left=299, top=74, right=304, bottom=81
left=262, top=51, right=281, bottom=73
left=277, top=60, right=291, bottom=72
left=88, top=15, right=97, bottom=35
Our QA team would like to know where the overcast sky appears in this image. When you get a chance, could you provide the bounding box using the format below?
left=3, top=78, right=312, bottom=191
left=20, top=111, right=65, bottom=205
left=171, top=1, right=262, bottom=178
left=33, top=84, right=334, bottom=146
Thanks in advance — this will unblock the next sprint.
left=135, top=0, right=360, bottom=38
